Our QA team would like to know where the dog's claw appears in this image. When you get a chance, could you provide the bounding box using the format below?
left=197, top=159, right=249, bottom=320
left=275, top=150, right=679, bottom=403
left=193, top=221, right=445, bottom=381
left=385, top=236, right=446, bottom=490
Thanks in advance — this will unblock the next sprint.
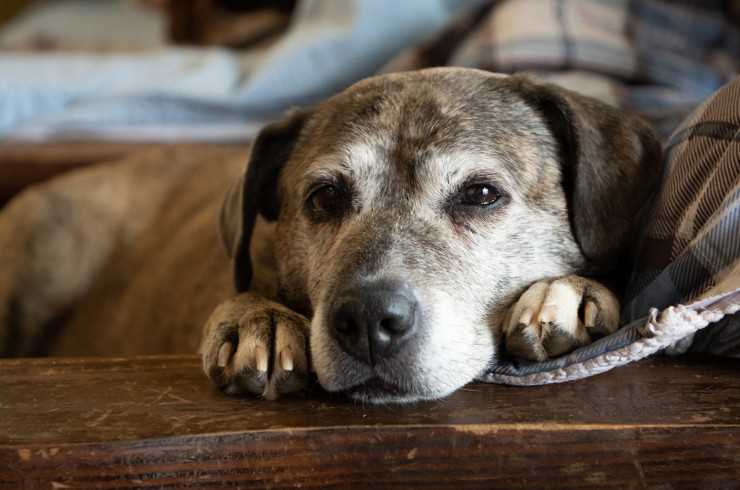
left=279, top=349, right=294, bottom=372
left=518, top=308, right=534, bottom=326
left=537, top=304, right=557, bottom=324
left=584, top=301, right=598, bottom=328
left=217, top=342, right=233, bottom=368
left=255, top=344, right=269, bottom=373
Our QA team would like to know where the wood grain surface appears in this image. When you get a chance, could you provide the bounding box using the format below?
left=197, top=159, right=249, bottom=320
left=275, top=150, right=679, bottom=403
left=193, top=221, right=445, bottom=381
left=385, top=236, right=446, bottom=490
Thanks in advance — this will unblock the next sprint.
left=1, top=354, right=739, bottom=488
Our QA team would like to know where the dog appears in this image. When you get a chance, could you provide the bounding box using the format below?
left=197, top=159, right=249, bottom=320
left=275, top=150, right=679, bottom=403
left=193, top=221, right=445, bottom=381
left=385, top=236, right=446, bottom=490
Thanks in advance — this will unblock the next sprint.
left=0, top=68, right=661, bottom=403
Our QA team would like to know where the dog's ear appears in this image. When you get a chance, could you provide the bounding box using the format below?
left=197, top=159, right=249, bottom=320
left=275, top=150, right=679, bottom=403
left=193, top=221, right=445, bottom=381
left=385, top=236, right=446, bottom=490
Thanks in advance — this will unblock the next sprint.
left=511, top=76, right=662, bottom=271
left=220, top=110, right=310, bottom=292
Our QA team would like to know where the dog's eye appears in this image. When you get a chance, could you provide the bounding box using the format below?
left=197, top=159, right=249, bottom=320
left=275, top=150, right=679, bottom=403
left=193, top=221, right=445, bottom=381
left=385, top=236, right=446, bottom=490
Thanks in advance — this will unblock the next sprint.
left=460, top=184, right=500, bottom=206
left=308, top=184, right=342, bottom=214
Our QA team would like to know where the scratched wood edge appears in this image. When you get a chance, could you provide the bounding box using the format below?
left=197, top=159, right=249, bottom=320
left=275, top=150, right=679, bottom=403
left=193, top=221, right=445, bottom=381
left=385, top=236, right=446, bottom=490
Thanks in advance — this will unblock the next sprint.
left=0, top=353, right=197, bottom=369
left=3, top=355, right=740, bottom=487
left=2, top=424, right=740, bottom=488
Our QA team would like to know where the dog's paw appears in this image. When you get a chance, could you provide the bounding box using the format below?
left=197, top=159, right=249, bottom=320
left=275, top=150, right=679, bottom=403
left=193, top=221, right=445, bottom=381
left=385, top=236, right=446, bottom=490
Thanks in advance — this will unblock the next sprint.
left=201, top=295, right=311, bottom=400
left=503, top=276, right=620, bottom=361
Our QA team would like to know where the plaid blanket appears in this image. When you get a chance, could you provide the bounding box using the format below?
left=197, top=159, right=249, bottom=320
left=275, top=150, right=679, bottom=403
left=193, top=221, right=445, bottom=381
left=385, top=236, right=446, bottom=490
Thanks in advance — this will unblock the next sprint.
left=625, top=78, right=740, bottom=320
left=627, top=77, right=740, bottom=356
left=384, top=0, right=740, bottom=139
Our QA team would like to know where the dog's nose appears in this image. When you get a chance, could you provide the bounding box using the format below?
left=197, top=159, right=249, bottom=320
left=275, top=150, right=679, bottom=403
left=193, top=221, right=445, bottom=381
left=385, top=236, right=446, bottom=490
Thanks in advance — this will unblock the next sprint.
left=330, top=284, right=418, bottom=365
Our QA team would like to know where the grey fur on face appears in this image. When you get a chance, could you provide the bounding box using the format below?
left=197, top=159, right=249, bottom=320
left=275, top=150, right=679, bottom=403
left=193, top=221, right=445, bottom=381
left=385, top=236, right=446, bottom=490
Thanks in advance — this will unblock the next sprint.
left=218, top=67, right=661, bottom=402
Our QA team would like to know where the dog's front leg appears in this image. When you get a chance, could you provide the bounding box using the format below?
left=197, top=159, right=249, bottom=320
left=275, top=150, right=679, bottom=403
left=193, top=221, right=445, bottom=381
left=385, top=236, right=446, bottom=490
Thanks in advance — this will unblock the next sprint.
left=503, top=276, right=621, bottom=361
left=200, top=293, right=311, bottom=399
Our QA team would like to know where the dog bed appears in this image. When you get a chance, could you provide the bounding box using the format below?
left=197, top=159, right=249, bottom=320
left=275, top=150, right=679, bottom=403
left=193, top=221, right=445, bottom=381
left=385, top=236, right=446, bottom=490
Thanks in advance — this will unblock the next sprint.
left=482, top=77, right=740, bottom=385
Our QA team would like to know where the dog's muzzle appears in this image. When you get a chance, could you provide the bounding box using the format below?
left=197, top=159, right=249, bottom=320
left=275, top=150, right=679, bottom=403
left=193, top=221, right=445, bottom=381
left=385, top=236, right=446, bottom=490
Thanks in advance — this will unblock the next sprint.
left=329, top=281, right=419, bottom=366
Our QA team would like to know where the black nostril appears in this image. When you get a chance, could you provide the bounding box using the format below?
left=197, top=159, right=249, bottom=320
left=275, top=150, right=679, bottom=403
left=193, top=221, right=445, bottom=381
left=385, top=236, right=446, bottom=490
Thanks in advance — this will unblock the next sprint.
left=379, top=318, right=396, bottom=334
left=379, top=314, right=411, bottom=336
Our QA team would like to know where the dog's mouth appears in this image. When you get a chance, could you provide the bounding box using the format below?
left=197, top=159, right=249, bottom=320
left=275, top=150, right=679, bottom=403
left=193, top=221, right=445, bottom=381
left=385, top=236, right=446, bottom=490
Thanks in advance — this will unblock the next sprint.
left=339, top=376, right=420, bottom=403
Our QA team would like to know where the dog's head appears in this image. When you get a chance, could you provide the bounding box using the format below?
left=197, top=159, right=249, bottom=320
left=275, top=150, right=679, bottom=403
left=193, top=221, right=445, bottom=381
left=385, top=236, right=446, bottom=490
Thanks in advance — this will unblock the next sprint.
left=221, top=68, right=661, bottom=403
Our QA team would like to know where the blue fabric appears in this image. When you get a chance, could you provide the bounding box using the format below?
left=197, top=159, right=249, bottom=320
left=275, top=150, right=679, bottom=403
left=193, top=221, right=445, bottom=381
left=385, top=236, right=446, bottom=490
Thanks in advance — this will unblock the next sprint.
left=0, top=0, right=475, bottom=141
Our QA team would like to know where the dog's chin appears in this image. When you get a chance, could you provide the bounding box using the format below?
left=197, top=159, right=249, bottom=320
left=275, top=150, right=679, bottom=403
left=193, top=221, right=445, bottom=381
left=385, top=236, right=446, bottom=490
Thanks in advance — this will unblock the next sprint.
left=313, top=344, right=480, bottom=404
left=315, top=358, right=462, bottom=404
left=340, top=376, right=438, bottom=404
left=331, top=375, right=457, bottom=404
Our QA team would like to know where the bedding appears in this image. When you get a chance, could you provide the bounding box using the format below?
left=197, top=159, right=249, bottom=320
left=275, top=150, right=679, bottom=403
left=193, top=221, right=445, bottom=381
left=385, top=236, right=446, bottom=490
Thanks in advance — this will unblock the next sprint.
left=2, top=1, right=736, bottom=142
left=384, top=0, right=740, bottom=139
left=0, top=0, right=471, bottom=141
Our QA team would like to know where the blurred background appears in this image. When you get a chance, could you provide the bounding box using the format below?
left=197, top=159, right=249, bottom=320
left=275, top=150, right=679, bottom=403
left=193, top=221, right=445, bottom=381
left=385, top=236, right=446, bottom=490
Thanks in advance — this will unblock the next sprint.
left=0, top=0, right=739, bottom=204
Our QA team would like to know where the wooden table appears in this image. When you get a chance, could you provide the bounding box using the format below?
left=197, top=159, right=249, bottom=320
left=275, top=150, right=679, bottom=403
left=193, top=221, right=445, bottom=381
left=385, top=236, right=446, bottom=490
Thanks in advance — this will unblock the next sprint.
left=1, top=355, right=739, bottom=488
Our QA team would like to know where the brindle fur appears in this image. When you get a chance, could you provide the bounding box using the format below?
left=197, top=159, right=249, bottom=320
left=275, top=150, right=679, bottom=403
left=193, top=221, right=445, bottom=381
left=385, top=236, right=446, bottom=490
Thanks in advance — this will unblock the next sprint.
left=0, top=68, right=661, bottom=403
